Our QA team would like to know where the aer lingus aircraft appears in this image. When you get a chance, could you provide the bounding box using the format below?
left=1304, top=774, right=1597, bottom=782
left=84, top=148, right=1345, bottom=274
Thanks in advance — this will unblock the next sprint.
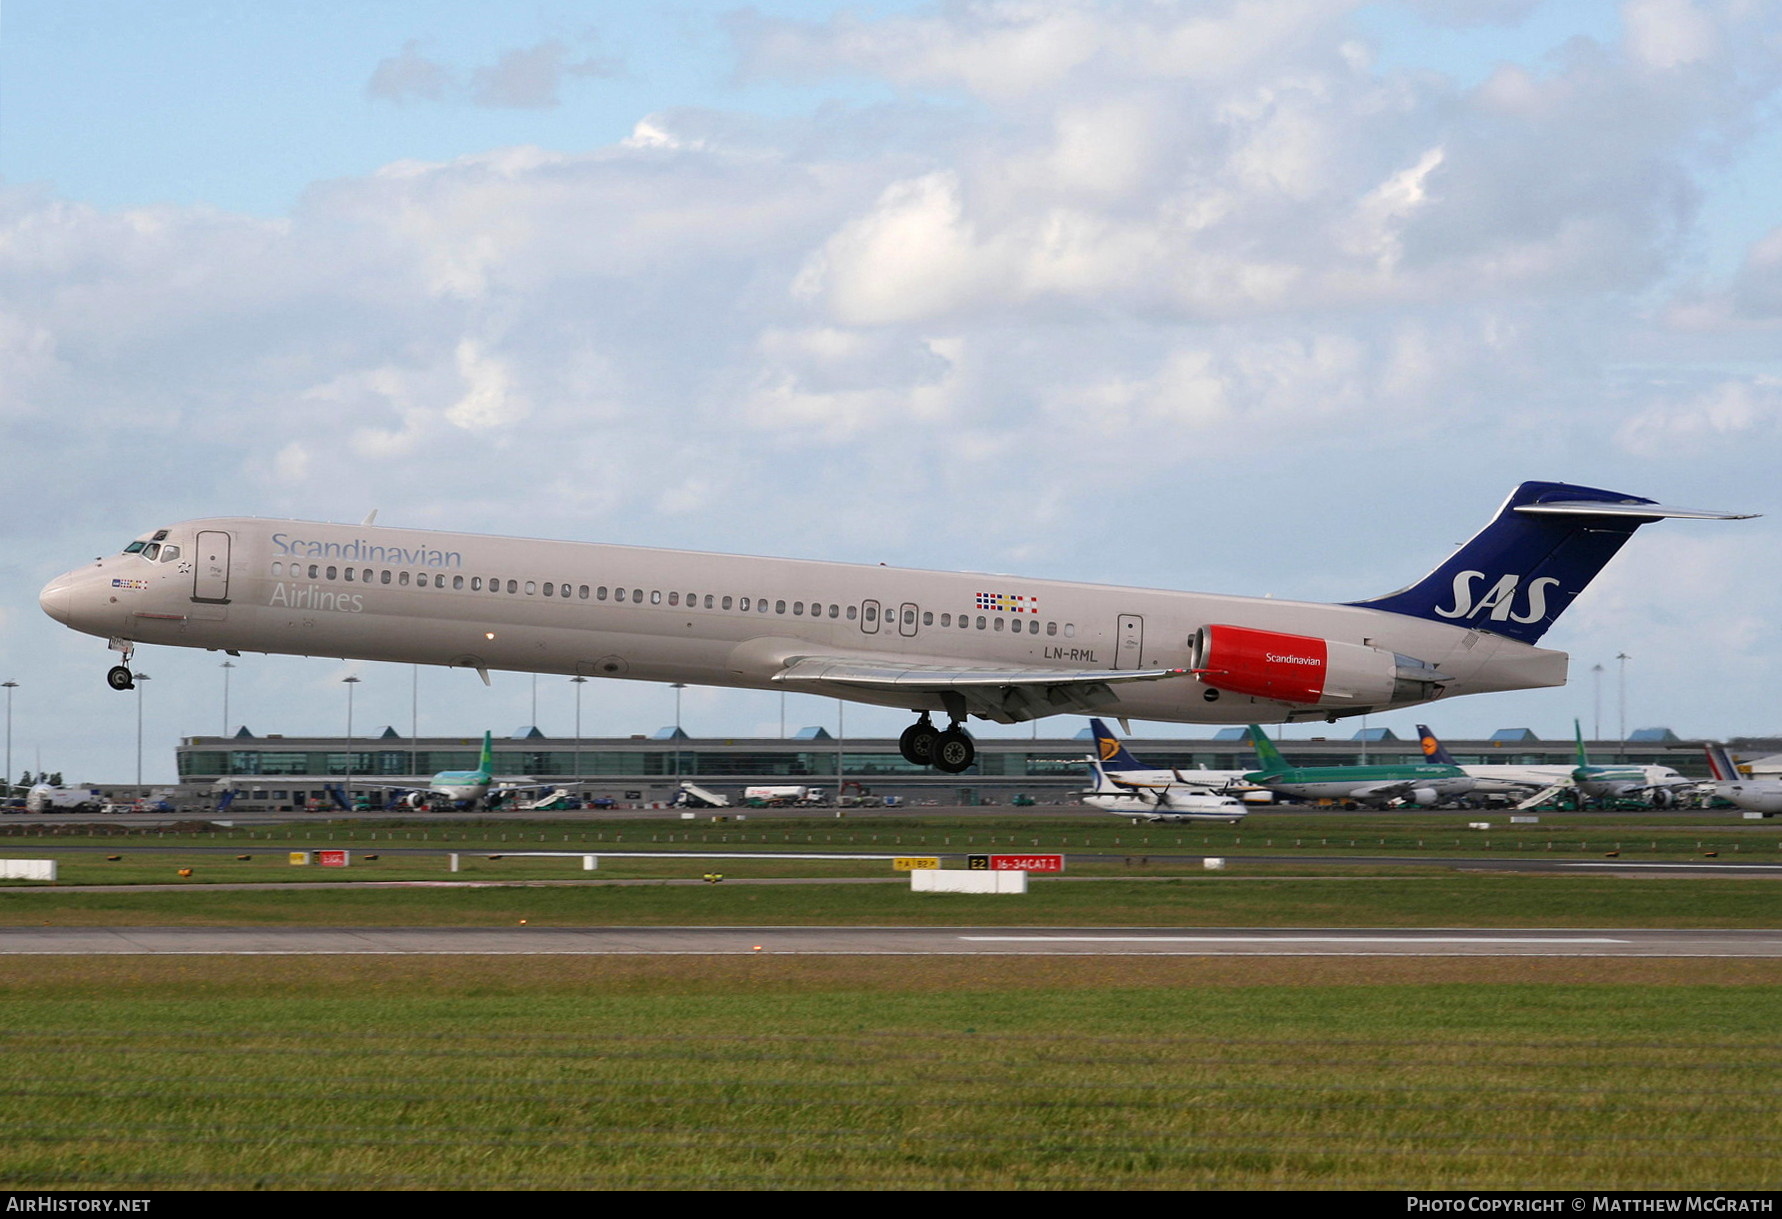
left=39, top=481, right=1752, bottom=775
left=1243, top=723, right=1479, bottom=807
left=356, top=731, right=573, bottom=811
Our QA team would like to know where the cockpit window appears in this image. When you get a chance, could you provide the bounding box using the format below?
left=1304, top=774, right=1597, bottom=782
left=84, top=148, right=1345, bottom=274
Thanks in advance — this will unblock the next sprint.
left=123, top=541, right=147, bottom=554
left=159, top=545, right=180, bottom=562
left=152, top=529, right=169, bottom=542
left=141, top=543, right=161, bottom=560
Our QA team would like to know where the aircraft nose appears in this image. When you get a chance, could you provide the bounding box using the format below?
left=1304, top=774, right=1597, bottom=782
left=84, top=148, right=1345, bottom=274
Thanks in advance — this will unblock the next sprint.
left=38, top=574, right=75, bottom=626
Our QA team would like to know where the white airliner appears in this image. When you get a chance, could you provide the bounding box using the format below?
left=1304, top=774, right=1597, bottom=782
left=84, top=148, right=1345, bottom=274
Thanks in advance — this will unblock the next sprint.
left=356, top=731, right=571, bottom=811
left=1077, top=721, right=1252, bottom=821
left=1703, top=744, right=1782, bottom=815
left=39, top=481, right=1752, bottom=775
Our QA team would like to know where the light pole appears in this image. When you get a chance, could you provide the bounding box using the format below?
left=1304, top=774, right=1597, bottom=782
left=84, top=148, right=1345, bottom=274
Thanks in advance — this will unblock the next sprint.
left=2, top=681, right=16, bottom=799
left=411, top=664, right=419, bottom=778
left=1591, top=663, right=1604, bottom=742
left=571, top=676, right=586, bottom=782
left=671, top=683, right=686, bottom=781
left=1616, top=652, right=1630, bottom=755
left=134, top=673, right=151, bottom=787
left=343, top=675, right=360, bottom=808
left=219, top=661, right=234, bottom=738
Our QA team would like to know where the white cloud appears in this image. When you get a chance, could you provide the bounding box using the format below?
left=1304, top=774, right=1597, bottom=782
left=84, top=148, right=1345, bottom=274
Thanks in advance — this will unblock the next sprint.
left=1615, top=377, right=1782, bottom=457
left=366, top=38, right=619, bottom=110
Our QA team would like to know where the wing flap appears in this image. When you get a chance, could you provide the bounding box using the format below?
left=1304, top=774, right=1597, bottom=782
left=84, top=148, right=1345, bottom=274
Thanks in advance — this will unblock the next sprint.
left=770, top=655, right=1191, bottom=725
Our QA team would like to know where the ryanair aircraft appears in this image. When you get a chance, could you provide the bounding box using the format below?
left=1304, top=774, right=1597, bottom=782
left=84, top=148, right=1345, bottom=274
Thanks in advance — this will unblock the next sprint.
left=38, top=481, right=1751, bottom=775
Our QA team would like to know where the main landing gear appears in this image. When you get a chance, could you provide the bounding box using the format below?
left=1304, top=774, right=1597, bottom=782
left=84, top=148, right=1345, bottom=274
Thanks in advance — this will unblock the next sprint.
left=898, top=713, right=976, bottom=774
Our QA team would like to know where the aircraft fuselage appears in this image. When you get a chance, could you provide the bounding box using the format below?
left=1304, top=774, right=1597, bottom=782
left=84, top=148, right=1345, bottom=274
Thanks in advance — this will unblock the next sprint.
left=40, top=515, right=1567, bottom=727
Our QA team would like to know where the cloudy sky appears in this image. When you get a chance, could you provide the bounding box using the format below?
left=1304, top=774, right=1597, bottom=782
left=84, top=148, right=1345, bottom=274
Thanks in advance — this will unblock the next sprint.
left=3, top=0, right=1780, bottom=785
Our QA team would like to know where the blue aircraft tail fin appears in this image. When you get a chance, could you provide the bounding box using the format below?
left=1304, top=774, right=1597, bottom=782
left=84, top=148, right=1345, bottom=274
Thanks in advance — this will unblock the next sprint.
left=1415, top=725, right=1459, bottom=766
left=1088, top=719, right=1147, bottom=771
left=1346, top=481, right=1751, bottom=644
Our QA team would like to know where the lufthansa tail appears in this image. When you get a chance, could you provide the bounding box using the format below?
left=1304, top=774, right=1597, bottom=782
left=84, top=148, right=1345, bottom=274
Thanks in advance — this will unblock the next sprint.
left=1347, top=481, right=1755, bottom=644
left=1415, top=725, right=1461, bottom=767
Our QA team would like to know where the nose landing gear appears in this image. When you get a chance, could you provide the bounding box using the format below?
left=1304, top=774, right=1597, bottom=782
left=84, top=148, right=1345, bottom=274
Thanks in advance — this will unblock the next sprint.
left=899, top=712, right=976, bottom=774
left=105, top=639, right=137, bottom=690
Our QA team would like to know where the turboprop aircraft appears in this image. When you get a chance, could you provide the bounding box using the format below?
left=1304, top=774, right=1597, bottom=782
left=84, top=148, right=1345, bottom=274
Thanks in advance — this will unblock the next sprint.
left=1077, top=719, right=1255, bottom=820
left=39, top=480, right=1752, bottom=775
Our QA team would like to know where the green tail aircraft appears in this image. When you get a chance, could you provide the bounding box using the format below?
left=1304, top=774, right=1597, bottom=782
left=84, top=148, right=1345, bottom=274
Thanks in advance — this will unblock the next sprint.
left=1242, top=723, right=1478, bottom=807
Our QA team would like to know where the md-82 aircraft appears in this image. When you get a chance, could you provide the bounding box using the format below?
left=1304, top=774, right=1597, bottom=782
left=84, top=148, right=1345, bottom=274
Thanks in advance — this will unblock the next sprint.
left=39, top=481, right=1752, bottom=774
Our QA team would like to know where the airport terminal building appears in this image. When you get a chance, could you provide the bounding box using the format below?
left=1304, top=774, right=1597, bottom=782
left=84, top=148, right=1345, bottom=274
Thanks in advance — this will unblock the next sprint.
left=169, top=724, right=1744, bottom=811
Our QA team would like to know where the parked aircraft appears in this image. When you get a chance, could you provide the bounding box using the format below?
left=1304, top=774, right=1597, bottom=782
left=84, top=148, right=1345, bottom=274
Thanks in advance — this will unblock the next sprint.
left=1086, top=718, right=1261, bottom=795
left=1702, top=745, right=1782, bottom=815
left=1415, top=724, right=1572, bottom=797
left=1244, top=723, right=1477, bottom=807
left=1563, top=721, right=1694, bottom=808
left=357, top=731, right=568, bottom=811
left=1077, top=719, right=1253, bottom=820
left=40, top=481, right=1752, bottom=774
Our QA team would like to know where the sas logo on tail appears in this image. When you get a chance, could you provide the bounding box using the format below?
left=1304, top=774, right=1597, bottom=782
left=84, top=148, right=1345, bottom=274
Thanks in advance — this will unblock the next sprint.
left=1433, top=572, right=1559, bottom=624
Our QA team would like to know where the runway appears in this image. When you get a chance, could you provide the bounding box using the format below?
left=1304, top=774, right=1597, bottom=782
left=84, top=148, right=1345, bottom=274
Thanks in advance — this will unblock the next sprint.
left=2, top=925, right=1778, bottom=956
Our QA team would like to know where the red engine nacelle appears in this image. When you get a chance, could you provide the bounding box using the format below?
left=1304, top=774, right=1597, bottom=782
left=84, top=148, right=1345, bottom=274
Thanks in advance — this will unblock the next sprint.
left=1190, top=624, right=1445, bottom=708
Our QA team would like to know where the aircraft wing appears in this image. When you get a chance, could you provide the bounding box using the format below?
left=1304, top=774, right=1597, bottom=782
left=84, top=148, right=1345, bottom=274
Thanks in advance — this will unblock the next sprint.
left=771, top=656, right=1191, bottom=724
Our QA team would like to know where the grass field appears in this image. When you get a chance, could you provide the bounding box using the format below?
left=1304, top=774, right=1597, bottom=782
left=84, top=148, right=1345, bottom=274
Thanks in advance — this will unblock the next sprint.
left=0, top=956, right=1776, bottom=1191
left=4, top=872, right=1782, bottom=930
left=1, top=812, right=1776, bottom=1191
